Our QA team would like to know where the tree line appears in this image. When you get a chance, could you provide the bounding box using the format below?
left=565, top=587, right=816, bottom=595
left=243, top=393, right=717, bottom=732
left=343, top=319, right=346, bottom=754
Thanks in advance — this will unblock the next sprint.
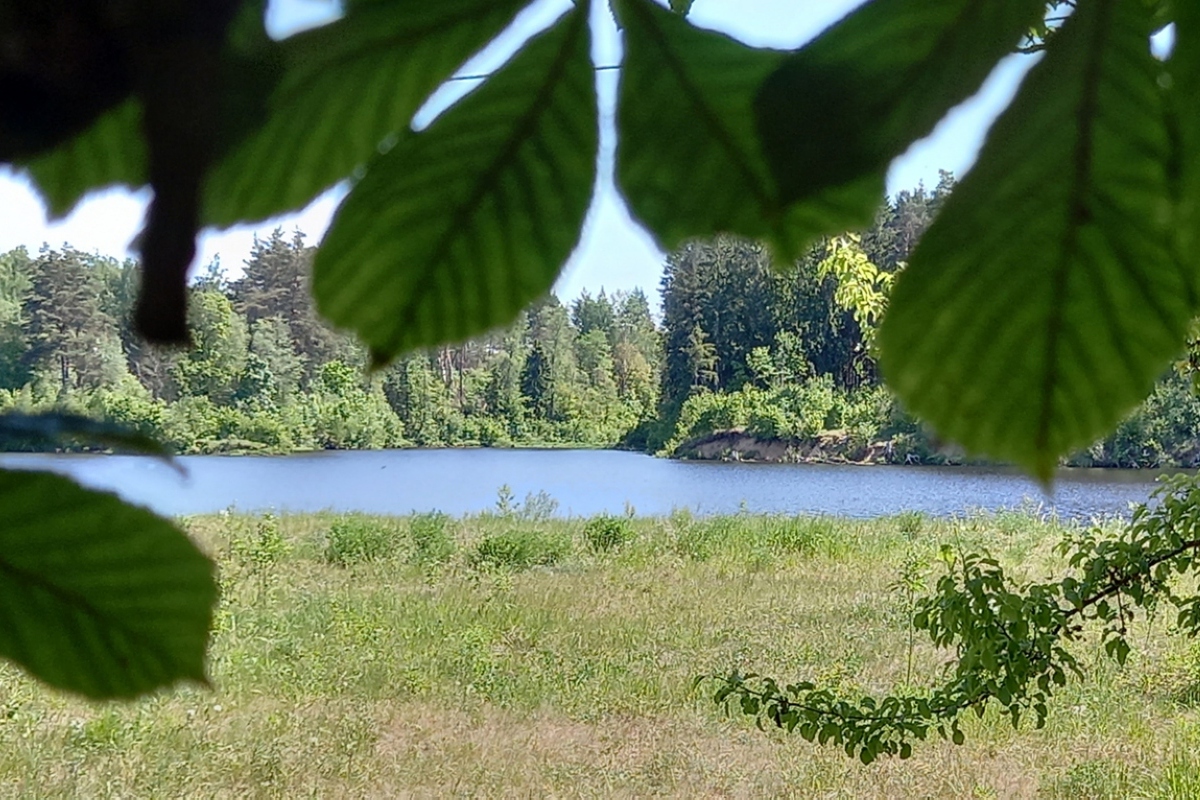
left=656, top=172, right=1200, bottom=468
left=2, top=175, right=1196, bottom=466
left=0, top=229, right=660, bottom=454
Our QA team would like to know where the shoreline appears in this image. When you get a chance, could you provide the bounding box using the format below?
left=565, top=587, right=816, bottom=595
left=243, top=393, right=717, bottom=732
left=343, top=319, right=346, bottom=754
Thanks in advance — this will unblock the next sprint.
left=669, top=428, right=1200, bottom=470
left=1, top=434, right=1195, bottom=472
left=671, top=429, right=944, bottom=466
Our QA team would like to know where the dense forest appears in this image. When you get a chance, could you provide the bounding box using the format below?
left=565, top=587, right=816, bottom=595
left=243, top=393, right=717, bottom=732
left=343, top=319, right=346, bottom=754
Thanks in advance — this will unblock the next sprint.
left=4, top=176, right=1199, bottom=467
left=0, top=228, right=662, bottom=453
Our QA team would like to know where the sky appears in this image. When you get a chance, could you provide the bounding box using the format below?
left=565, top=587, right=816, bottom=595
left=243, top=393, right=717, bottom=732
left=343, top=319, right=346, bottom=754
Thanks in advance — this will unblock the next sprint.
left=0, top=0, right=1036, bottom=302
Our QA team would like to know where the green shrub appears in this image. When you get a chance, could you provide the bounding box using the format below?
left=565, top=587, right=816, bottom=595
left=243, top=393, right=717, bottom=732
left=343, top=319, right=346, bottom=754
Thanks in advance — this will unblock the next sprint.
left=668, top=390, right=751, bottom=450
left=87, top=377, right=168, bottom=441
left=666, top=377, right=856, bottom=452
left=408, top=512, right=455, bottom=567
left=778, top=376, right=839, bottom=438
left=469, top=529, right=572, bottom=571
left=324, top=515, right=401, bottom=566
left=583, top=514, right=635, bottom=553
left=232, top=513, right=288, bottom=570
left=745, top=404, right=793, bottom=440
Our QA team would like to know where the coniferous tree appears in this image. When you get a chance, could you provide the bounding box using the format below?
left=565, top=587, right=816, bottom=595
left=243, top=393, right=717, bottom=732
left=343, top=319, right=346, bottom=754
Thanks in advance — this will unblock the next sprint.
left=233, top=229, right=357, bottom=386
left=0, top=248, right=32, bottom=390
left=520, top=340, right=552, bottom=419
left=685, top=324, right=718, bottom=391
left=661, top=236, right=775, bottom=402
left=571, top=289, right=616, bottom=340
left=526, top=296, right=580, bottom=422
left=23, top=247, right=127, bottom=394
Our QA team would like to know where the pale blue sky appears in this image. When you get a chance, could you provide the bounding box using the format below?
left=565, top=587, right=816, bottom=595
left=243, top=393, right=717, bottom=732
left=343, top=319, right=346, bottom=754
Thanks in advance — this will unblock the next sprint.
left=0, top=0, right=1035, bottom=301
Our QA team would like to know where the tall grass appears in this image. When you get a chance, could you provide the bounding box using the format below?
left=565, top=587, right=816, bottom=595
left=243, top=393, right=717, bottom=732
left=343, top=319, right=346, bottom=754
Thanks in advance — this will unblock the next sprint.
left=0, top=509, right=1195, bottom=797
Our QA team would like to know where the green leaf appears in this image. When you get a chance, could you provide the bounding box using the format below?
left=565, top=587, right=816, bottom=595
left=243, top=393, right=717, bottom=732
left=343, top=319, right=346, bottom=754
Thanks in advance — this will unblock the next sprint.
left=880, top=0, right=1191, bottom=479
left=203, top=0, right=529, bottom=227
left=0, top=470, right=215, bottom=698
left=21, top=1, right=280, bottom=221
left=313, top=7, right=597, bottom=361
left=0, top=412, right=173, bottom=459
left=614, top=0, right=882, bottom=260
left=755, top=0, right=1045, bottom=206
left=1170, top=0, right=1200, bottom=264
left=22, top=100, right=147, bottom=219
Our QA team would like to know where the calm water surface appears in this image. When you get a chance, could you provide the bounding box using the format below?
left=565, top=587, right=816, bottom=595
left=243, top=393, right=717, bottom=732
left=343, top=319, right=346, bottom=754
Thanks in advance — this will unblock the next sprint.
left=0, top=449, right=1171, bottom=519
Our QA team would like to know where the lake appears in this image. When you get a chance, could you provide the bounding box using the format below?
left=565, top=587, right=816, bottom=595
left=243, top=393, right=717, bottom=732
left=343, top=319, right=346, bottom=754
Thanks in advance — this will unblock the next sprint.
left=0, top=448, right=1172, bottom=520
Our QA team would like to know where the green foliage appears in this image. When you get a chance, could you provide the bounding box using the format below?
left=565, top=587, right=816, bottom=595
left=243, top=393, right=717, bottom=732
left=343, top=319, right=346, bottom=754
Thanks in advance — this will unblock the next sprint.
left=408, top=512, right=456, bottom=568
left=672, top=516, right=730, bottom=562
left=469, top=528, right=573, bottom=572
left=8, top=0, right=1200, bottom=477
left=583, top=514, right=635, bottom=553
left=888, top=550, right=929, bottom=686
left=230, top=513, right=288, bottom=573
left=0, top=407, right=168, bottom=456
left=314, top=8, right=598, bottom=361
left=1085, top=370, right=1200, bottom=467
left=174, top=290, right=249, bottom=403
left=203, top=0, right=528, bottom=226
left=0, top=470, right=214, bottom=698
left=764, top=516, right=835, bottom=556
left=881, top=0, right=1192, bottom=479
left=666, top=377, right=844, bottom=452
left=8, top=0, right=1200, bottom=755
left=308, top=361, right=406, bottom=450
left=755, top=0, right=1044, bottom=205
left=659, top=231, right=900, bottom=404
left=324, top=516, right=403, bottom=567
left=86, top=379, right=169, bottom=444
left=712, top=475, right=1200, bottom=762
left=229, top=512, right=289, bottom=601
left=520, top=341, right=553, bottom=418
left=615, top=0, right=880, bottom=258
left=0, top=192, right=949, bottom=460
left=517, top=490, right=560, bottom=522
left=494, top=484, right=517, bottom=516
left=816, top=234, right=892, bottom=350
left=24, top=248, right=128, bottom=395
left=24, top=100, right=147, bottom=219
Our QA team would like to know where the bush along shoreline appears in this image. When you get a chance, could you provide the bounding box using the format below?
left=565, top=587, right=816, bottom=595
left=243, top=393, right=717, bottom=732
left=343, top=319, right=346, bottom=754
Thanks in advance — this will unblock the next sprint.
left=661, top=371, right=1200, bottom=470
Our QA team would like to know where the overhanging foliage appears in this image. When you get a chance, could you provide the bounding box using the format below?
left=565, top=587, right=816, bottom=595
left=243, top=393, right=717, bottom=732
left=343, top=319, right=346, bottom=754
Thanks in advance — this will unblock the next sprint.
left=9, top=0, right=1190, bottom=475
left=5, top=0, right=1200, bottom=760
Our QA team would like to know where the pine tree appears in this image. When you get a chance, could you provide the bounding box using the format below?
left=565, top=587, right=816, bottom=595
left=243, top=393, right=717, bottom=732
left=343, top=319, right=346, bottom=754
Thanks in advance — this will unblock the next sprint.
left=520, top=340, right=552, bottom=419
left=233, top=229, right=358, bottom=386
left=23, top=247, right=127, bottom=394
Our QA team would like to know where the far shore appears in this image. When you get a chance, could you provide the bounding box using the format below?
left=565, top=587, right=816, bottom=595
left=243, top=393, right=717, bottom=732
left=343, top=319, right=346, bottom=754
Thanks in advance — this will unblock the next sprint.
left=670, top=428, right=1200, bottom=470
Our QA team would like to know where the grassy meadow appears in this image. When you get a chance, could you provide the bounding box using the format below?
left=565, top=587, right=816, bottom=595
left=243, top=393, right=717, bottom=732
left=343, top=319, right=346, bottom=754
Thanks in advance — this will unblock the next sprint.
left=4, top=507, right=1200, bottom=797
